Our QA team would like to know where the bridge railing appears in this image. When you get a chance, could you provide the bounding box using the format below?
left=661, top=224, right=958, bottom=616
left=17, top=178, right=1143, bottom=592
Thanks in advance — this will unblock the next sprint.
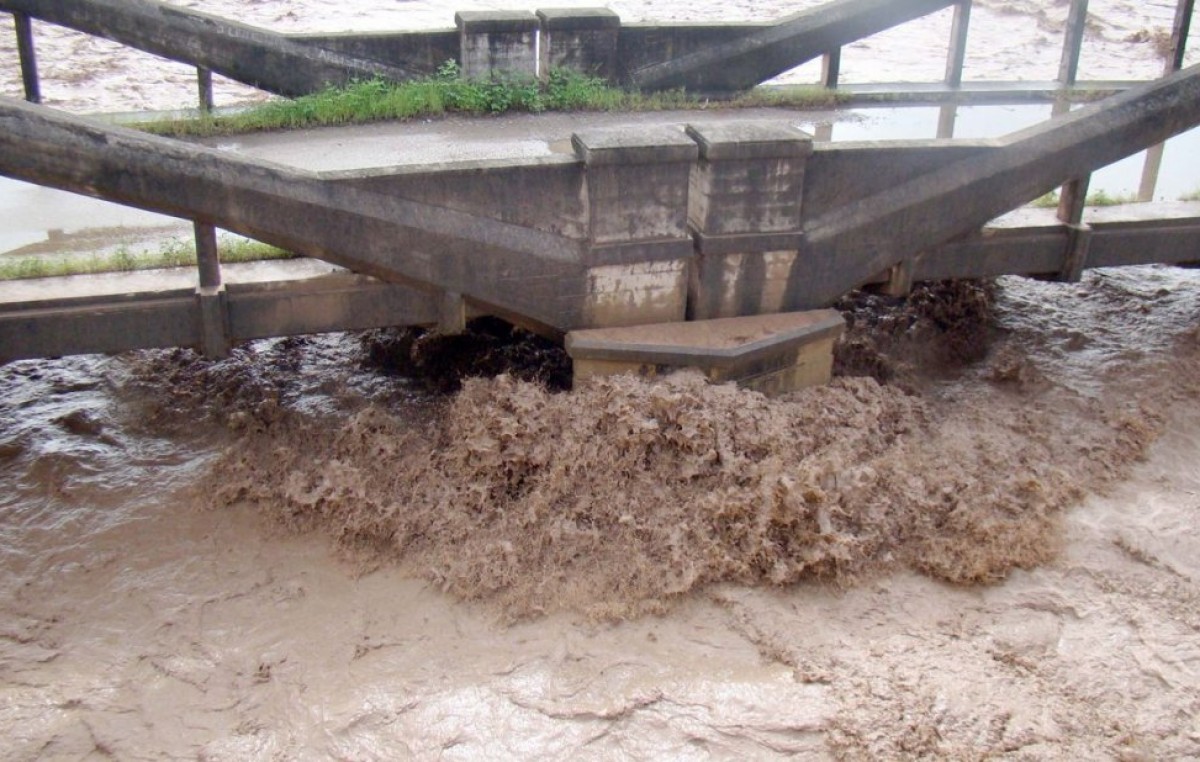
left=5, top=0, right=1192, bottom=102
left=4, top=0, right=1193, bottom=208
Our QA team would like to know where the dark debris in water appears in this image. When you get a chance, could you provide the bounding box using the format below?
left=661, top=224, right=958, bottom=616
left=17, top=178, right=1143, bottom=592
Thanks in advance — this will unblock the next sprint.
left=833, top=279, right=998, bottom=383
left=360, top=317, right=572, bottom=394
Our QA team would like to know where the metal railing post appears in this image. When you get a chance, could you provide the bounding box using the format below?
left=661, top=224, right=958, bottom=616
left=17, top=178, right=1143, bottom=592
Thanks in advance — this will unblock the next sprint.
left=194, top=222, right=221, bottom=289
left=1054, top=0, right=1092, bottom=217
left=1058, top=0, right=1090, bottom=87
left=944, top=0, right=972, bottom=88
left=937, top=1, right=973, bottom=138
left=1138, top=0, right=1195, bottom=201
left=1056, top=175, right=1092, bottom=282
left=197, top=66, right=214, bottom=113
left=14, top=12, right=41, bottom=104
left=821, top=48, right=841, bottom=89
left=193, top=222, right=229, bottom=358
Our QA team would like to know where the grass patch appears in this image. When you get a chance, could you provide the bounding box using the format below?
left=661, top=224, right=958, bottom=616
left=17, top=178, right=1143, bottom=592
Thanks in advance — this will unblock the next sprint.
left=141, top=62, right=849, bottom=138
left=1030, top=188, right=1140, bottom=208
left=0, top=239, right=295, bottom=282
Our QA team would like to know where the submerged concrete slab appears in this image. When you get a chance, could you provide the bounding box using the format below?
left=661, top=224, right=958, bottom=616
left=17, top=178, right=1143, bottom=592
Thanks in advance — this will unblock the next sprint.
left=566, top=309, right=844, bottom=394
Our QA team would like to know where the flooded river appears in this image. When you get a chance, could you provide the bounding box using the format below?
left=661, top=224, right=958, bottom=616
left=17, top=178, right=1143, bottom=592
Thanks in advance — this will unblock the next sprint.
left=2, top=1, right=1200, bottom=759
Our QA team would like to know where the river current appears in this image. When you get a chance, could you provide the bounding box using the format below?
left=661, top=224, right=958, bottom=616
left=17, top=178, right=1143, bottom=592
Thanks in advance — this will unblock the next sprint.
left=2, top=2, right=1200, bottom=759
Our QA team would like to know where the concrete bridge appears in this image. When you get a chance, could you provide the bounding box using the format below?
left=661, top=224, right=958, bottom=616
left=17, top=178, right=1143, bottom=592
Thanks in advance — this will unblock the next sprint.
left=1, top=0, right=1198, bottom=392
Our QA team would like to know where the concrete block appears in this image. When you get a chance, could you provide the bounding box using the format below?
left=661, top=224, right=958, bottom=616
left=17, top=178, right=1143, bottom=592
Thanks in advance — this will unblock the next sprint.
left=572, top=125, right=698, bottom=249
left=685, top=122, right=813, bottom=321
left=455, top=11, right=538, bottom=79
left=687, top=121, right=812, bottom=239
left=566, top=310, right=844, bottom=394
left=582, top=260, right=689, bottom=328
left=570, top=126, right=698, bottom=328
left=537, top=8, right=620, bottom=80
left=689, top=249, right=803, bottom=320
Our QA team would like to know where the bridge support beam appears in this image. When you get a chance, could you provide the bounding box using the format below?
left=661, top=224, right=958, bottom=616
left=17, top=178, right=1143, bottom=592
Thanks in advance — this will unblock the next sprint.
left=790, top=63, right=1200, bottom=311
left=197, top=285, right=230, bottom=358
left=0, top=96, right=588, bottom=332
left=1139, top=0, right=1195, bottom=201
left=628, top=0, right=956, bottom=93
left=0, top=0, right=420, bottom=97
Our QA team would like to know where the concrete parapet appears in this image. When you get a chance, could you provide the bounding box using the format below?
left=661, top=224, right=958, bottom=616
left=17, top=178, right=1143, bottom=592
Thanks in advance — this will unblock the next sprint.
left=573, top=125, right=699, bottom=327
left=455, top=11, right=538, bottom=79
left=687, top=121, right=812, bottom=241
left=537, top=8, right=620, bottom=80
left=685, top=121, right=813, bottom=320
left=566, top=310, right=845, bottom=395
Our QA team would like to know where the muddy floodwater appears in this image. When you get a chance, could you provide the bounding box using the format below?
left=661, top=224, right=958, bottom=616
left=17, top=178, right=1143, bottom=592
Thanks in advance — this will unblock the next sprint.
left=1, top=268, right=1199, bottom=758
left=3, top=0, right=1200, bottom=758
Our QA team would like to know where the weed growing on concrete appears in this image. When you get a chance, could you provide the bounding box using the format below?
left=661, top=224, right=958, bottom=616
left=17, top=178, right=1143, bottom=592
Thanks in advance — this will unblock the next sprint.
left=1029, top=188, right=1140, bottom=209
left=1180, top=187, right=1200, bottom=202
left=0, top=238, right=295, bottom=281
left=141, top=64, right=849, bottom=138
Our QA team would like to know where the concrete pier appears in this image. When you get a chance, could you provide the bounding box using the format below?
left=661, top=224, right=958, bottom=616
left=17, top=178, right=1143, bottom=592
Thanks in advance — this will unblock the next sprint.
left=567, top=310, right=845, bottom=394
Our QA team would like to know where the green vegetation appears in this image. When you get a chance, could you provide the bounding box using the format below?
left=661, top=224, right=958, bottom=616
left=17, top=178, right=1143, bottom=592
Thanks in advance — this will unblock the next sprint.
left=1180, top=187, right=1200, bottom=202
left=1029, top=188, right=1140, bottom=208
left=0, top=238, right=295, bottom=281
left=141, top=63, right=847, bottom=138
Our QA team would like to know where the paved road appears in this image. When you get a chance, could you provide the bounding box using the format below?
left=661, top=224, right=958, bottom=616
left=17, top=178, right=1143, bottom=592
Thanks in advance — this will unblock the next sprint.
left=201, top=106, right=850, bottom=171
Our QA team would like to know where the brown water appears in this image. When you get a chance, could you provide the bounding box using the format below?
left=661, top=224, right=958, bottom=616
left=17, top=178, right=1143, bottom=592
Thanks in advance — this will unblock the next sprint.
left=2, top=267, right=1199, bottom=759
left=3, top=1, right=1200, bottom=756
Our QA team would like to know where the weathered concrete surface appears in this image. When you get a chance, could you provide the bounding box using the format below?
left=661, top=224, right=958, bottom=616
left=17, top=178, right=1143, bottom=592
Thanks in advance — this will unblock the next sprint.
left=3, top=61, right=1199, bottom=363
left=626, top=0, right=957, bottom=93
left=0, top=0, right=421, bottom=97
left=456, top=11, right=539, bottom=80
left=790, top=63, right=1200, bottom=311
left=0, top=271, right=438, bottom=362
left=0, top=97, right=591, bottom=333
left=573, top=125, right=698, bottom=327
left=291, top=30, right=459, bottom=76
left=538, top=8, right=621, bottom=81
left=327, top=157, right=588, bottom=241
left=567, top=310, right=845, bottom=394
left=615, top=23, right=764, bottom=86
left=686, top=122, right=813, bottom=321
left=801, top=140, right=997, bottom=223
